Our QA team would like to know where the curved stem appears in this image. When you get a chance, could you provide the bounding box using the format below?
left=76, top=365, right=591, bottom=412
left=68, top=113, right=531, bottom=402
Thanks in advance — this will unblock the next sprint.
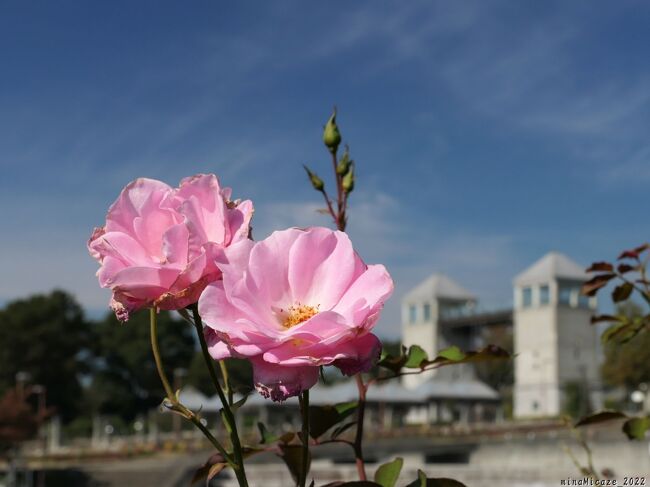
left=353, top=374, right=368, bottom=480
left=299, top=390, right=310, bottom=487
left=190, top=305, right=249, bottom=487
left=149, top=308, right=232, bottom=464
left=150, top=308, right=176, bottom=400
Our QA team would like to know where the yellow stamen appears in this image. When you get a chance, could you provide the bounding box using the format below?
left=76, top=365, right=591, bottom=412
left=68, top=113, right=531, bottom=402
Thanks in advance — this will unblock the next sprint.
left=282, top=303, right=319, bottom=329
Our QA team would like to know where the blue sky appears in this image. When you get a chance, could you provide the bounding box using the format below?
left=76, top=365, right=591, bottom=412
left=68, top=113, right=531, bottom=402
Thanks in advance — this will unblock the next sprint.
left=1, top=1, right=649, bottom=338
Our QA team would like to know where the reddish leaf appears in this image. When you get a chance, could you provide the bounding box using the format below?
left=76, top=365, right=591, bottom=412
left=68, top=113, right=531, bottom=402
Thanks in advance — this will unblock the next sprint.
left=586, top=262, right=614, bottom=272
left=582, top=274, right=616, bottom=296
left=591, top=314, right=622, bottom=324
left=191, top=453, right=227, bottom=484
left=575, top=410, right=627, bottom=427
left=618, top=264, right=637, bottom=274
left=619, top=249, right=641, bottom=260
left=634, top=243, right=650, bottom=254
left=207, top=463, right=227, bottom=482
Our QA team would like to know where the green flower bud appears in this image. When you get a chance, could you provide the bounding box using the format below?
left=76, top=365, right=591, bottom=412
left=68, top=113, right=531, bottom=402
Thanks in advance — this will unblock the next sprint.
left=323, top=108, right=341, bottom=152
left=342, top=165, right=355, bottom=194
left=303, top=164, right=325, bottom=192
left=336, top=148, right=352, bottom=176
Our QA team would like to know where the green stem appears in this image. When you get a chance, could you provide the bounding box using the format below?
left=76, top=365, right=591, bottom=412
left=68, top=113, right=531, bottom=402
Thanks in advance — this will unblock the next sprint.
left=299, top=390, right=310, bottom=487
left=149, top=308, right=176, bottom=400
left=219, top=360, right=234, bottom=406
left=190, top=305, right=249, bottom=487
left=149, top=308, right=232, bottom=464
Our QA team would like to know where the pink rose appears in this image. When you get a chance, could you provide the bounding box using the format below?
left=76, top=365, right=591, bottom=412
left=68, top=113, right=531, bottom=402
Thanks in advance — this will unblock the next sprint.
left=88, top=174, right=253, bottom=320
left=198, top=227, right=393, bottom=401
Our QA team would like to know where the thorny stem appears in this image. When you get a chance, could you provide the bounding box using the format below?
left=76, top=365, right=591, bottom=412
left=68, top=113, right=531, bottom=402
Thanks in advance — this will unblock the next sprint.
left=149, top=308, right=232, bottom=465
left=190, top=305, right=249, bottom=487
left=299, top=390, right=311, bottom=487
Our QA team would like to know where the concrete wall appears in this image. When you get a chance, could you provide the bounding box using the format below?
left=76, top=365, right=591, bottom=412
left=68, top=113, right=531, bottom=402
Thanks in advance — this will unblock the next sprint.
left=556, top=305, right=602, bottom=411
left=514, top=304, right=560, bottom=417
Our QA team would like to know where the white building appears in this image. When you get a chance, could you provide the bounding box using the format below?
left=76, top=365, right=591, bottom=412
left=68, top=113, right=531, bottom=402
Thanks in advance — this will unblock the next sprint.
left=513, top=252, right=600, bottom=418
left=401, top=274, right=477, bottom=389
left=400, top=252, right=601, bottom=420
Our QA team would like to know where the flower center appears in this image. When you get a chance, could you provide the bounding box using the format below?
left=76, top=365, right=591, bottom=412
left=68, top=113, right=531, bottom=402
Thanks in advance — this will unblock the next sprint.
left=282, top=303, right=319, bottom=329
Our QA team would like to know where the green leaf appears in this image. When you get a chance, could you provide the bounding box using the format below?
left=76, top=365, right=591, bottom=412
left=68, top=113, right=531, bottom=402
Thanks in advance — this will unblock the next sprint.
left=600, top=321, right=643, bottom=344
left=623, top=417, right=650, bottom=440
left=404, top=345, right=429, bottom=368
left=278, top=444, right=311, bottom=485
left=436, top=346, right=465, bottom=362
left=612, top=282, right=634, bottom=303
left=309, top=401, right=358, bottom=439
left=379, top=344, right=509, bottom=377
left=374, top=457, right=403, bottom=487
left=574, top=410, right=627, bottom=427
left=429, top=345, right=509, bottom=367
left=377, top=352, right=408, bottom=374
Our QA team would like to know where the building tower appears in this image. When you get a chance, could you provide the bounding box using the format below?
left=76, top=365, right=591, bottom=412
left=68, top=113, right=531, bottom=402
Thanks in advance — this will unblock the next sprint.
left=401, top=274, right=476, bottom=389
left=513, top=252, right=600, bottom=418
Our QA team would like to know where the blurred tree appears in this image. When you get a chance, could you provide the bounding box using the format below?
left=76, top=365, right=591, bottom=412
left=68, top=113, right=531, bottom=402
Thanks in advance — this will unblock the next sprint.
left=0, top=290, right=91, bottom=422
left=602, top=302, right=650, bottom=392
left=88, top=309, right=195, bottom=421
left=0, top=388, right=42, bottom=455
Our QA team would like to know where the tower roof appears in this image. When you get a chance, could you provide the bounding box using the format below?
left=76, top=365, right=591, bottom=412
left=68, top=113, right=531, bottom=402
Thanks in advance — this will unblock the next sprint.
left=403, top=273, right=475, bottom=302
left=514, top=251, right=587, bottom=286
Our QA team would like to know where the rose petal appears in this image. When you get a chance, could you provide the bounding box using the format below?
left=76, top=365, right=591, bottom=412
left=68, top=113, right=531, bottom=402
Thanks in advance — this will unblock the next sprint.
left=250, top=357, right=319, bottom=402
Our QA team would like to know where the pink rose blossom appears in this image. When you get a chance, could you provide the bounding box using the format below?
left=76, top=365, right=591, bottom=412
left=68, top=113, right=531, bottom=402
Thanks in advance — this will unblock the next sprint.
left=198, top=227, right=393, bottom=401
left=88, top=174, right=253, bottom=320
